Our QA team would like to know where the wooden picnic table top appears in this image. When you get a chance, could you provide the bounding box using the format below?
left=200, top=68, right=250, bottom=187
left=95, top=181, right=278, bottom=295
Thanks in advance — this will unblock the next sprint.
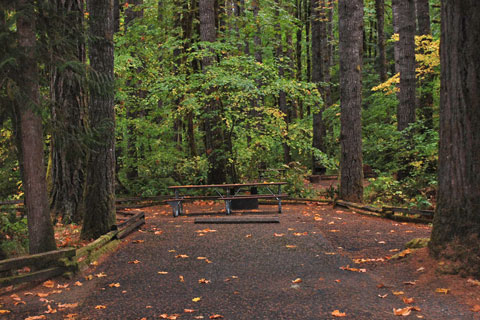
left=168, top=182, right=286, bottom=189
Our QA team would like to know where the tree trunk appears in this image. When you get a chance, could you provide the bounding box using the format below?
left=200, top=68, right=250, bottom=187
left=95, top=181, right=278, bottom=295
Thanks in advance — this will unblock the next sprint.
left=391, top=0, right=400, bottom=74
left=375, top=0, right=387, bottom=82
left=82, top=0, right=116, bottom=240
left=275, top=0, right=291, bottom=165
left=338, top=0, right=364, bottom=203
left=429, top=0, right=480, bottom=278
left=199, top=0, right=228, bottom=184
left=16, top=0, right=57, bottom=254
left=416, top=0, right=434, bottom=129
left=252, top=0, right=262, bottom=63
left=48, top=0, right=87, bottom=224
left=394, top=0, right=416, bottom=132
left=304, top=0, right=311, bottom=84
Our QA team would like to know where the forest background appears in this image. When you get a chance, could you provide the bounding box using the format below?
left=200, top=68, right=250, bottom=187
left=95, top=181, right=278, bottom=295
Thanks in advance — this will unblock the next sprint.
left=1, top=0, right=464, bottom=271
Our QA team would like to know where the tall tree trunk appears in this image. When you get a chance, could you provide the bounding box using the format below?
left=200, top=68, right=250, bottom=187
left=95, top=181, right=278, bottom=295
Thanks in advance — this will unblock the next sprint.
left=429, top=0, right=480, bottom=278
left=199, top=0, right=227, bottom=183
left=82, top=0, right=116, bottom=240
left=391, top=0, right=400, bottom=74
left=304, top=0, right=311, bottom=84
left=275, top=0, right=291, bottom=165
left=48, top=0, right=87, bottom=224
left=416, top=0, right=433, bottom=129
left=16, top=0, right=57, bottom=254
left=338, top=0, right=364, bottom=202
left=375, top=0, right=387, bottom=82
left=252, top=0, right=262, bottom=63
left=394, top=0, right=416, bottom=132
left=311, top=0, right=326, bottom=174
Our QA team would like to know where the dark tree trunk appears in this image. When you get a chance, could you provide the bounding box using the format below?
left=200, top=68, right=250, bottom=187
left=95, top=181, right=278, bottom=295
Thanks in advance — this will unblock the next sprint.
left=416, top=0, right=434, bottom=129
left=394, top=0, right=416, bottom=132
left=82, top=0, right=116, bottom=240
left=16, top=0, right=57, bottom=254
left=252, top=0, right=262, bottom=63
left=311, top=0, right=326, bottom=173
left=275, top=0, right=291, bottom=165
left=48, top=0, right=87, bottom=224
left=375, top=0, right=387, bottom=82
left=114, top=0, right=120, bottom=32
left=304, top=0, right=311, bottom=84
left=199, top=0, right=227, bottom=183
left=391, top=0, right=400, bottom=74
left=338, top=0, right=364, bottom=203
left=124, top=0, right=144, bottom=181
left=429, top=0, right=480, bottom=278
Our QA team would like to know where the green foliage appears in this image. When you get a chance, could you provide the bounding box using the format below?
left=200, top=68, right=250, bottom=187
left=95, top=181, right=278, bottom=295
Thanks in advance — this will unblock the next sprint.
left=0, top=211, right=29, bottom=258
left=281, top=162, right=318, bottom=199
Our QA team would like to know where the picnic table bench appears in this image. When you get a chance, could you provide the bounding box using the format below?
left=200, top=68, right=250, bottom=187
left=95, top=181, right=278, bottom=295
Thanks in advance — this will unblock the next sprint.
left=167, top=182, right=287, bottom=217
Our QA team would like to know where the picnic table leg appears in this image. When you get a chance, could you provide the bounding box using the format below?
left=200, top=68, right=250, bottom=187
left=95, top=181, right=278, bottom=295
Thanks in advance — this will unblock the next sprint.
left=278, top=185, right=282, bottom=213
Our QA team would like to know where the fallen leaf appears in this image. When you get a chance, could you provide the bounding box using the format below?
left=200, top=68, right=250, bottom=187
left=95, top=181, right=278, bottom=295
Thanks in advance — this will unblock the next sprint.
left=379, top=294, right=388, bottom=298
left=377, top=283, right=385, bottom=288
left=292, top=278, right=302, bottom=284
left=108, top=283, right=121, bottom=288
left=286, top=245, right=297, bottom=248
left=274, top=233, right=285, bottom=237
left=45, top=304, right=57, bottom=314
left=471, top=305, right=480, bottom=312
left=184, top=309, right=196, bottom=313
left=334, top=279, right=341, bottom=283
left=192, top=297, right=201, bottom=302
left=340, top=265, right=366, bottom=273
left=85, top=274, right=94, bottom=280
left=14, top=300, right=26, bottom=306
left=37, top=293, right=50, bottom=298
left=24, top=292, right=34, bottom=296
left=0, top=310, right=11, bottom=314
left=158, top=271, right=169, bottom=275
left=175, top=254, right=189, bottom=259
left=403, top=297, right=415, bottom=304
left=128, top=260, right=141, bottom=264
left=210, top=315, right=223, bottom=319
left=245, top=234, right=252, bottom=238
left=329, top=230, right=340, bottom=233
left=95, top=305, right=106, bottom=309
left=293, top=232, right=308, bottom=236
left=24, top=316, right=46, bottom=320
left=404, top=281, right=417, bottom=286
left=331, top=310, right=346, bottom=317
left=194, top=316, right=205, bottom=319
left=168, top=249, right=176, bottom=253
left=314, top=216, right=323, bottom=221
left=199, top=278, right=211, bottom=284
left=393, top=291, right=405, bottom=296
left=416, top=267, right=425, bottom=272
left=57, top=283, right=69, bottom=289
left=64, top=314, right=78, bottom=319
left=132, top=239, right=145, bottom=243
left=393, top=306, right=421, bottom=316
left=197, top=257, right=207, bottom=260
left=195, top=228, right=217, bottom=233
left=10, top=293, right=21, bottom=301
left=146, top=305, right=152, bottom=308
left=435, top=288, right=449, bottom=294
left=74, top=281, right=83, bottom=286
left=160, top=314, right=180, bottom=320
left=43, top=280, right=55, bottom=288
left=95, top=272, right=107, bottom=278
left=154, top=231, right=163, bottom=235
left=467, top=279, right=480, bottom=286
left=179, top=275, right=185, bottom=282
left=324, top=252, right=336, bottom=255
left=58, top=303, right=78, bottom=309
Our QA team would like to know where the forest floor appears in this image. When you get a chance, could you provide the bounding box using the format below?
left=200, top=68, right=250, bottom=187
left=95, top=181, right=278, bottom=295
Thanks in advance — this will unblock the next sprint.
left=1, top=198, right=480, bottom=319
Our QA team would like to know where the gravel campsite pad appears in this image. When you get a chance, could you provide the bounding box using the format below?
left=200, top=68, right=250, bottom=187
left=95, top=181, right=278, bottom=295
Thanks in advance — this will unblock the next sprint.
left=1, top=202, right=479, bottom=319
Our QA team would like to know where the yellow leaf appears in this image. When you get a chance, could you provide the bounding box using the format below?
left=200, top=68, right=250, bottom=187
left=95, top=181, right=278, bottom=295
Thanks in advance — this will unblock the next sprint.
left=128, top=260, right=141, bottom=264
left=179, top=275, right=185, bottom=282
left=0, top=310, right=11, bottom=314
left=24, top=316, right=46, bottom=320
left=95, top=305, right=107, bottom=309
left=199, top=278, right=211, bottom=284
left=402, top=297, right=415, bottom=304
left=175, top=254, right=189, bottom=259
left=74, top=281, right=83, bottom=286
left=95, top=272, right=107, bottom=278
left=192, top=297, right=202, bottom=302
left=393, top=291, right=405, bottom=296
left=435, top=288, right=449, bottom=294
left=292, top=278, right=302, bottom=284
left=58, top=303, right=78, bottom=309
left=108, top=283, right=121, bottom=288
left=158, top=271, right=168, bottom=274
left=331, top=310, right=346, bottom=317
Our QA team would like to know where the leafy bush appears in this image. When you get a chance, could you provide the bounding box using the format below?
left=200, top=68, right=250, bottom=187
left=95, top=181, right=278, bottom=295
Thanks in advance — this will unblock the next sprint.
left=0, top=211, right=28, bottom=258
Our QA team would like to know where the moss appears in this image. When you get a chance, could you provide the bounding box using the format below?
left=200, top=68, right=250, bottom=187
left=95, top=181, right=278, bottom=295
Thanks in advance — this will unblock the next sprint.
left=406, top=238, right=430, bottom=249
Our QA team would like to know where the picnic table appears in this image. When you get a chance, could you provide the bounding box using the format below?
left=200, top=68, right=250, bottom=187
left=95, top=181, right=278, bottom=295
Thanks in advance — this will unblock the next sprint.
left=167, top=182, right=287, bottom=217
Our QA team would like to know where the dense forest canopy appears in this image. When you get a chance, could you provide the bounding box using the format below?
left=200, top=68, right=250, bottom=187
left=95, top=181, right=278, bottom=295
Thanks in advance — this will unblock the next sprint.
left=1, top=0, right=479, bottom=277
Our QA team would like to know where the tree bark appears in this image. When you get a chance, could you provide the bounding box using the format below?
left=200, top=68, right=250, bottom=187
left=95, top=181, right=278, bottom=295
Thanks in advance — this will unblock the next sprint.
left=429, top=0, right=480, bottom=278
left=199, top=0, right=228, bottom=183
left=416, top=0, right=434, bottom=129
left=82, top=0, right=116, bottom=240
left=48, top=0, right=87, bottom=224
left=375, top=0, right=387, bottom=82
left=16, top=0, right=57, bottom=254
left=394, top=0, right=416, bottom=132
left=338, top=0, right=364, bottom=203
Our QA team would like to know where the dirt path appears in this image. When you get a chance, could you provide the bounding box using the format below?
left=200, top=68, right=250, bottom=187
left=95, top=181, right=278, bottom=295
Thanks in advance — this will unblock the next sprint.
left=1, top=202, right=479, bottom=319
